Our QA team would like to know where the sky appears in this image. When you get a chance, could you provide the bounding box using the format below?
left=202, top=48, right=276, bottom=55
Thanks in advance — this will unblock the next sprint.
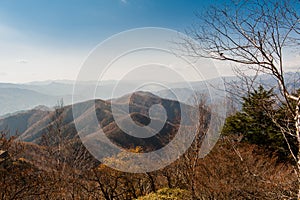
left=0, top=0, right=298, bottom=83
left=0, top=0, right=228, bottom=83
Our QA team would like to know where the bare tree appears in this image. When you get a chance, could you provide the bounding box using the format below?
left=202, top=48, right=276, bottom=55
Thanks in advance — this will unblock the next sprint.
left=39, top=99, right=95, bottom=199
left=159, top=93, right=211, bottom=199
left=182, top=0, right=300, bottom=198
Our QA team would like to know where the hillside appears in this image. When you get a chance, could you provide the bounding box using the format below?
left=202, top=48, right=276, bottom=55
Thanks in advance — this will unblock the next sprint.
left=0, top=107, right=50, bottom=138
left=0, top=90, right=297, bottom=199
left=0, top=91, right=194, bottom=152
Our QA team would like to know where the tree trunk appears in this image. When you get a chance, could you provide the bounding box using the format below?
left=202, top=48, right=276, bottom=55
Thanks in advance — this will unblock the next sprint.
left=296, top=96, right=300, bottom=200
left=146, top=172, right=156, bottom=193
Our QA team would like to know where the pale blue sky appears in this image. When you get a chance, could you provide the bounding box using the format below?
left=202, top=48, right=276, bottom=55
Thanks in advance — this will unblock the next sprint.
left=0, top=0, right=298, bottom=83
left=0, top=0, right=228, bottom=83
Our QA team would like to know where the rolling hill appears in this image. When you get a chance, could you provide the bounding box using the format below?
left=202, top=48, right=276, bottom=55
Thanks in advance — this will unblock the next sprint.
left=0, top=91, right=197, bottom=153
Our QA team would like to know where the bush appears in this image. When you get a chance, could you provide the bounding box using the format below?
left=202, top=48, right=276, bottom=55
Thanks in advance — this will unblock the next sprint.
left=137, top=188, right=191, bottom=200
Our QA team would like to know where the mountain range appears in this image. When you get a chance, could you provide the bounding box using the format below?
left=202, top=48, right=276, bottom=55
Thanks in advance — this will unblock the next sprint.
left=0, top=91, right=198, bottom=155
left=0, top=72, right=299, bottom=117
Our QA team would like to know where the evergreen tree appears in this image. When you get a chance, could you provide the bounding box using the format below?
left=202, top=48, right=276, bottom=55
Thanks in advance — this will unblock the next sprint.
left=222, top=86, right=292, bottom=159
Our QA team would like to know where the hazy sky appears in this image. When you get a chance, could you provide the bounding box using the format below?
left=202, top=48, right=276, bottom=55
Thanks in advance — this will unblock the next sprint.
left=0, top=0, right=298, bottom=83
left=0, top=0, right=228, bottom=83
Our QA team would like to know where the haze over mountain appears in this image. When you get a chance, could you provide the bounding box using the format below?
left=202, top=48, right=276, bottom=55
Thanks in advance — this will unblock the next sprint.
left=0, top=72, right=298, bottom=117
left=0, top=91, right=198, bottom=154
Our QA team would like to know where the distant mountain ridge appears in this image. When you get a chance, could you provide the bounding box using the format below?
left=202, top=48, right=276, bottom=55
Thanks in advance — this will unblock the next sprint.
left=0, top=72, right=299, bottom=116
left=0, top=91, right=197, bottom=153
left=0, top=87, right=72, bottom=116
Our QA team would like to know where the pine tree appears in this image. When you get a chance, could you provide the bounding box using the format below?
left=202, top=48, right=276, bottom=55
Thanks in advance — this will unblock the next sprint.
left=222, top=86, right=292, bottom=159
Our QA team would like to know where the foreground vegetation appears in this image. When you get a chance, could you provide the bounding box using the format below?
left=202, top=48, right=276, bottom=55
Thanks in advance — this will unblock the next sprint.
left=0, top=131, right=297, bottom=199
left=0, top=84, right=299, bottom=199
